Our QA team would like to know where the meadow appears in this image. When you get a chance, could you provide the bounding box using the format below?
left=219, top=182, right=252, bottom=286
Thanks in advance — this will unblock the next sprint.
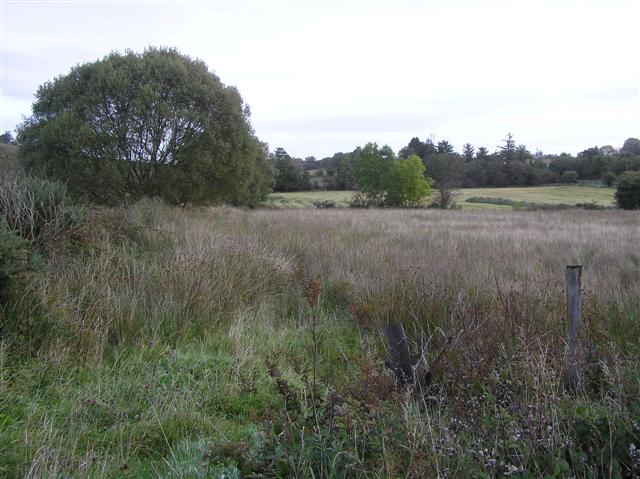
left=2, top=201, right=639, bottom=478
left=264, top=185, right=616, bottom=209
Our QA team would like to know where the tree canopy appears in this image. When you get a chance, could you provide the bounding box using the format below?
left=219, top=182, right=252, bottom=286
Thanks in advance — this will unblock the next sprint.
left=0, top=131, right=15, bottom=145
left=354, top=143, right=431, bottom=207
left=17, top=47, right=273, bottom=206
left=271, top=148, right=311, bottom=192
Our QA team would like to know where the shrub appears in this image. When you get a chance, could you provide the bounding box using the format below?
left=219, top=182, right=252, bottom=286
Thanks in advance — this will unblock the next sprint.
left=312, top=200, right=336, bottom=209
left=575, top=201, right=606, bottom=210
left=429, top=187, right=459, bottom=209
left=349, top=192, right=377, bottom=208
left=561, top=170, right=579, bottom=183
left=516, top=202, right=572, bottom=211
left=466, top=197, right=516, bottom=206
left=0, top=221, right=31, bottom=305
left=615, top=171, right=640, bottom=209
left=354, top=145, right=431, bottom=207
left=603, top=171, right=617, bottom=187
left=0, top=173, right=79, bottom=249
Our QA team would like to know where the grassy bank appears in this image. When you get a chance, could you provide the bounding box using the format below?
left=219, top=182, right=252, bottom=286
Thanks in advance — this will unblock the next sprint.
left=2, top=203, right=639, bottom=477
left=264, top=185, right=616, bottom=209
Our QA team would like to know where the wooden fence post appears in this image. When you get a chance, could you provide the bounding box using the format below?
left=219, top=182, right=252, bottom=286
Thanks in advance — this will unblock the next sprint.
left=383, top=323, right=415, bottom=387
left=562, top=265, right=583, bottom=391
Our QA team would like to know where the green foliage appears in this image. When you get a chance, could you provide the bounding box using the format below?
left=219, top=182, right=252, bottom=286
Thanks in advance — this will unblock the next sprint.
left=312, top=200, right=336, bottom=208
left=396, top=135, right=640, bottom=188
left=272, top=148, right=310, bottom=192
left=0, top=222, right=30, bottom=305
left=17, top=47, right=272, bottom=206
left=348, top=191, right=378, bottom=208
left=561, top=170, right=579, bottom=183
left=423, top=152, right=463, bottom=188
left=0, top=131, right=15, bottom=144
left=466, top=196, right=518, bottom=206
left=603, top=171, right=617, bottom=187
left=0, top=172, right=74, bottom=350
left=466, top=196, right=608, bottom=211
left=567, top=410, right=640, bottom=478
left=615, top=171, right=640, bottom=209
left=354, top=143, right=396, bottom=196
left=354, top=145, right=431, bottom=207
left=385, top=154, right=432, bottom=206
left=622, top=137, right=640, bottom=155
left=0, top=221, right=49, bottom=354
left=0, top=173, right=79, bottom=249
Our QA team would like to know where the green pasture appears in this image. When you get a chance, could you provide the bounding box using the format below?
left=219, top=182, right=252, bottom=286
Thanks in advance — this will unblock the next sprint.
left=265, top=185, right=616, bottom=209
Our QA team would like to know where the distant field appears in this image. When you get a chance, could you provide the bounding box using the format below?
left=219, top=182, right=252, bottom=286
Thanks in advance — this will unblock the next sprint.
left=264, top=190, right=355, bottom=208
left=458, top=185, right=615, bottom=207
left=265, top=185, right=616, bottom=209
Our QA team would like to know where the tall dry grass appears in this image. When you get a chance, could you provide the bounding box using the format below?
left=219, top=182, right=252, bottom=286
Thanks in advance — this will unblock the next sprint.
left=30, top=203, right=639, bottom=362
left=5, top=202, right=639, bottom=477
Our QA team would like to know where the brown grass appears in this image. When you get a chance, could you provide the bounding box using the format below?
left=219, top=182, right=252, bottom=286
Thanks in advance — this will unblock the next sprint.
left=5, top=202, right=639, bottom=477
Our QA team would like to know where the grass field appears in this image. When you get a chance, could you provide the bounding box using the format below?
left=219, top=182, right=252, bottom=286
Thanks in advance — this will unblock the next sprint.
left=2, top=201, right=639, bottom=478
left=265, top=185, right=616, bottom=209
left=263, top=190, right=355, bottom=208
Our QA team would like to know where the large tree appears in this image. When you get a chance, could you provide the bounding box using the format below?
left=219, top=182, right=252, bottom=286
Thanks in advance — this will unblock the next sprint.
left=622, top=138, right=640, bottom=156
left=271, top=148, right=310, bottom=192
left=18, top=47, right=272, bottom=206
left=0, top=131, right=15, bottom=145
left=354, top=143, right=396, bottom=197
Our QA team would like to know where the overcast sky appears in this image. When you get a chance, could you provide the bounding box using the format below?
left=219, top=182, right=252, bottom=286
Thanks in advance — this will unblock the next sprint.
left=1, top=0, right=638, bottom=158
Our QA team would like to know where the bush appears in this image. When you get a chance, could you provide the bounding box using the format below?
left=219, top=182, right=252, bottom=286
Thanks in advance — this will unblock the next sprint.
left=561, top=170, right=579, bottom=183
left=0, top=173, right=79, bottom=249
left=466, top=197, right=516, bottom=206
left=603, top=171, right=617, bottom=187
left=429, top=187, right=459, bottom=209
left=0, top=222, right=31, bottom=305
left=349, top=192, right=376, bottom=208
left=615, top=171, right=640, bottom=210
left=354, top=145, right=431, bottom=207
left=575, top=201, right=606, bottom=210
left=312, top=200, right=336, bottom=209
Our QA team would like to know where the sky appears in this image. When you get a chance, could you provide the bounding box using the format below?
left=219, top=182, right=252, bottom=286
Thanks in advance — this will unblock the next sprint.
left=1, top=0, right=639, bottom=159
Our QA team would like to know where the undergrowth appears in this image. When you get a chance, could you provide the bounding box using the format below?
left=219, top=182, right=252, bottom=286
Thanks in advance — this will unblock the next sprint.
left=1, top=201, right=639, bottom=477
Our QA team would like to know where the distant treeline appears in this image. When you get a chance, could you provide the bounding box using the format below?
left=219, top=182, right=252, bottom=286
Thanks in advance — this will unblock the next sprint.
left=272, top=135, right=640, bottom=192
